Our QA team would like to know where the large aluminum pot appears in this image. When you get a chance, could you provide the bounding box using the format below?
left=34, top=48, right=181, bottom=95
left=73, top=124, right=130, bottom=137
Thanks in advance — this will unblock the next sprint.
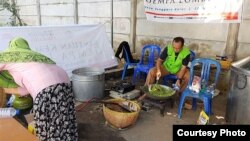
left=72, top=67, right=105, bottom=101
left=226, top=56, right=250, bottom=124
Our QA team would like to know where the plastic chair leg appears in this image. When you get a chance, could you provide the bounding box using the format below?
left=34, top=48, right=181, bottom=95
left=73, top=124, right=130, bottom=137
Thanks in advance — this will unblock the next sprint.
left=138, top=72, right=141, bottom=80
left=210, top=99, right=212, bottom=115
left=192, top=98, right=197, bottom=111
left=121, top=64, right=128, bottom=80
left=203, top=97, right=212, bottom=116
left=177, top=93, right=186, bottom=119
left=132, top=69, right=137, bottom=84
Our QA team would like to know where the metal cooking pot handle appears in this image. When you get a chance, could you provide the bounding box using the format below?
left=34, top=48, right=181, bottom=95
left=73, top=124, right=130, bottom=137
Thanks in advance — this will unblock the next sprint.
left=236, top=74, right=247, bottom=90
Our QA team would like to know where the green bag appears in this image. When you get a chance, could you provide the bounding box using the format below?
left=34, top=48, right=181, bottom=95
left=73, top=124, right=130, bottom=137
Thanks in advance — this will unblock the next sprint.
left=13, top=95, right=33, bottom=110
left=0, top=70, right=18, bottom=88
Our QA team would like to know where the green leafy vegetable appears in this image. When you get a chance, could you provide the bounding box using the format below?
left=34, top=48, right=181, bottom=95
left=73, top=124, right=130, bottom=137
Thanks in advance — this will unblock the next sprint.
left=149, top=84, right=174, bottom=97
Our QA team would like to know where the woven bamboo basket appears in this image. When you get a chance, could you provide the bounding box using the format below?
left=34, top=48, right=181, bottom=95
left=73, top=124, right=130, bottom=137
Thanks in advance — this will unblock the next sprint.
left=0, top=88, right=6, bottom=108
left=103, top=99, right=140, bottom=129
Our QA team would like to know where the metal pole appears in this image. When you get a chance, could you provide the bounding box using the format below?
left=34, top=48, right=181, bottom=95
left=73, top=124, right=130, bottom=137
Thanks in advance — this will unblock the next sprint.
left=111, top=0, right=113, bottom=48
left=130, top=0, right=137, bottom=53
left=11, top=0, right=16, bottom=25
left=36, top=0, right=41, bottom=25
left=225, top=23, right=240, bottom=61
left=73, top=0, right=78, bottom=24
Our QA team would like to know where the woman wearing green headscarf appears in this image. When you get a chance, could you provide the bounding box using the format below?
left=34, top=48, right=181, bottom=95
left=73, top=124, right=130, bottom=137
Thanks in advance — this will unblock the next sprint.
left=0, top=37, right=78, bottom=141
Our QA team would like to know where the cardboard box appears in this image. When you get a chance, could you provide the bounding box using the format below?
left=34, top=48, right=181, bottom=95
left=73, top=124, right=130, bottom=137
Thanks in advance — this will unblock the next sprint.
left=0, top=88, right=6, bottom=108
left=24, top=113, right=36, bottom=135
left=0, top=118, right=38, bottom=141
left=219, top=60, right=232, bottom=70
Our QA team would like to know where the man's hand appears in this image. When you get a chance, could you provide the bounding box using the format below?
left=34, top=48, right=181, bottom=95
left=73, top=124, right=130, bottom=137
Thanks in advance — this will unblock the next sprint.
left=156, top=58, right=163, bottom=81
left=175, top=79, right=181, bottom=88
left=156, top=69, right=161, bottom=80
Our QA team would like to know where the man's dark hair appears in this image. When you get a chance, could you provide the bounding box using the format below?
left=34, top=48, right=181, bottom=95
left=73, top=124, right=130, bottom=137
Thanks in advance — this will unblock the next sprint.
left=173, top=37, right=185, bottom=46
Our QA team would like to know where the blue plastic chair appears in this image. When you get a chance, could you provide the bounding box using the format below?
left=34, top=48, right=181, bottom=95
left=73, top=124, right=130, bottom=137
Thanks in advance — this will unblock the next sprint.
left=177, top=58, right=221, bottom=118
left=133, top=45, right=161, bottom=84
left=121, top=46, right=138, bottom=80
left=163, top=50, right=196, bottom=85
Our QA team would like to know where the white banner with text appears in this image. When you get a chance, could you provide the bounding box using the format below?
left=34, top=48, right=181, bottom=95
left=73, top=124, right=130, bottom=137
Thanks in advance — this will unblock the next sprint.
left=144, top=0, right=244, bottom=23
left=0, top=24, right=118, bottom=77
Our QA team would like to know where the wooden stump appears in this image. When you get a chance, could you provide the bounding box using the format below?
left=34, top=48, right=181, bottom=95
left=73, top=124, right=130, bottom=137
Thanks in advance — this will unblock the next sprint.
left=0, top=88, right=6, bottom=108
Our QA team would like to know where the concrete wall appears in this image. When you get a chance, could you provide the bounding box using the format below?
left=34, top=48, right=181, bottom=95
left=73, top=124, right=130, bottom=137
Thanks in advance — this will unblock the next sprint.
left=0, top=0, right=131, bottom=52
left=0, top=0, right=249, bottom=60
left=135, top=0, right=250, bottom=60
left=236, top=0, right=250, bottom=60
left=17, top=0, right=75, bottom=25
left=136, top=0, right=229, bottom=58
left=78, top=0, right=131, bottom=51
left=16, top=0, right=38, bottom=25
left=0, top=0, right=12, bottom=26
left=0, top=8, right=11, bottom=26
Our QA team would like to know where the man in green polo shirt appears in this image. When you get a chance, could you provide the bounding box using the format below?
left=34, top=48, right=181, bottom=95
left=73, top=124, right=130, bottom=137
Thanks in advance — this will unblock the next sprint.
left=145, top=37, right=190, bottom=94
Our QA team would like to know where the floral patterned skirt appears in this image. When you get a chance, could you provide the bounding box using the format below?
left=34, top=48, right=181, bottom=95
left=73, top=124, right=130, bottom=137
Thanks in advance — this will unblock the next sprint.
left=33, top=83, right=78, bottom=141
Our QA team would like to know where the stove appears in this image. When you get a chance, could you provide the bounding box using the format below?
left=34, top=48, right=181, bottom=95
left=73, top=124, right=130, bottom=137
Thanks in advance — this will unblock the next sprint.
left=111, top=80, right=135, bottom=94
left=141, top=95, right=175, bottom=116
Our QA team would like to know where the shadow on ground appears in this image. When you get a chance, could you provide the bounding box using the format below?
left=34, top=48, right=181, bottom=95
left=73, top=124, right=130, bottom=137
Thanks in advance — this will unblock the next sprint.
left=78, top=123, right=126, bottom=141
left=76, top=103, right=126, bottom=141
